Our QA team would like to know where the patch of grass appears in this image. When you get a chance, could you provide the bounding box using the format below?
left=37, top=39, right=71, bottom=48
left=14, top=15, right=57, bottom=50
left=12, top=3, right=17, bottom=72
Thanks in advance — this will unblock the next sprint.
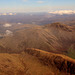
left=66, top=45, right=75, bottom=59
left=67, top=49, right=75, bottom=59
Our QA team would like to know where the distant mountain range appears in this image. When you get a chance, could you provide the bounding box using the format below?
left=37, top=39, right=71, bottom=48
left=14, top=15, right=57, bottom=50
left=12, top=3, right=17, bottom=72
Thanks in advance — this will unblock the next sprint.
left=0, top=12, right=75, bottom=25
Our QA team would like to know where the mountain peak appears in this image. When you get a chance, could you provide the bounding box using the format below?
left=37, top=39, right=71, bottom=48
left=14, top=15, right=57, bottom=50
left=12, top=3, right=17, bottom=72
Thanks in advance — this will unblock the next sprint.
left=45, top=22, right=72, bottom=32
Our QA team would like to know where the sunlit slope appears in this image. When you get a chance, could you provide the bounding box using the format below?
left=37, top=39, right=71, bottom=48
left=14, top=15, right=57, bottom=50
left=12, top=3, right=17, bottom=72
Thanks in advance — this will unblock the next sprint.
left=0, top=53, right=30, bottom=75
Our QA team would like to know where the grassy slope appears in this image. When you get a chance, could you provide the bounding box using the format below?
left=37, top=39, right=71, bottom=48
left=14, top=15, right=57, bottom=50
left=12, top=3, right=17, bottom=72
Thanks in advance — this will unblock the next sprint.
left=0, top=53, right=30, bottom=75
left=0, top=53, right=57, bottom=75
left=0, top=53, right=55, bottom=75
left=66, top=49, right=75, bottom=59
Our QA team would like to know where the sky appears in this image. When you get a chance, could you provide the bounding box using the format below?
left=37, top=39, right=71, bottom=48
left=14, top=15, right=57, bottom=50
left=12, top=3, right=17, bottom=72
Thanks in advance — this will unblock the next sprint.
left=0, top=0, right=75, bottom=13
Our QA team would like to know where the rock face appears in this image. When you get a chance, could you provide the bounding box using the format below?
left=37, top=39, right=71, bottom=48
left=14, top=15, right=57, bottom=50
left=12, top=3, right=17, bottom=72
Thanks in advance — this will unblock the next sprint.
left=24, top=48, right=75, bottom=74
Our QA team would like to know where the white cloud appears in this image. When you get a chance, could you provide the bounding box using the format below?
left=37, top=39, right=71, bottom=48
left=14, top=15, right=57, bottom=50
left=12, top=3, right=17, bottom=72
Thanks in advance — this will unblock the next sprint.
left=0, top=13, right=16, bottom=16
left=48, top=10, right=75, bottom=15
left=3, top=23, right=12, bottom=27
left=22, top=0, right=28, bottom=2
left=2, top=13, right=7, bottom=15
left=37, top=1, right=44, bottom=4
left=5, top=30, right=13, bottom=36
left=17, top=23, right=22, bottom=24
left=9, top=13, right=16, bottom=15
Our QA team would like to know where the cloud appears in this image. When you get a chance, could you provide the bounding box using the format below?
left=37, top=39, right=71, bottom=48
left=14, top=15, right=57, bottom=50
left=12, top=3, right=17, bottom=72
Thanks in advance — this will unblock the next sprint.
left=0, top=13, right=16, bottom=16
left=17, top=23, right=22, bottom=24
left=3, top=23, right=12, bottom=27
left=2, top=13, right=7, bottom=15
left=5, top=30, right=13, bottom=36
left=37, top=1, right=44, bottom=4
left=48, top=10, right=75, bottom=15
left=22, top=0, right=28, bottom=2
left=7, top=13, right=13, bottom=15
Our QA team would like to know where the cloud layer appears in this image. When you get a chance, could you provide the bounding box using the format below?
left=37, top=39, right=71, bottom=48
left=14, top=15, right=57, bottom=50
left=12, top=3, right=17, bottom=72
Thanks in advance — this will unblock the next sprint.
left=0, top=13, right=16, bottom=16
left=49, top=10, right=75, bottom=15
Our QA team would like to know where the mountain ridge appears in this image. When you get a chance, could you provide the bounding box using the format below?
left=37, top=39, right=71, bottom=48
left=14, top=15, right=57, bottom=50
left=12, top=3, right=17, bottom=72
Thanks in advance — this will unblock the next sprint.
left=0, top=48, right=75, bottom=75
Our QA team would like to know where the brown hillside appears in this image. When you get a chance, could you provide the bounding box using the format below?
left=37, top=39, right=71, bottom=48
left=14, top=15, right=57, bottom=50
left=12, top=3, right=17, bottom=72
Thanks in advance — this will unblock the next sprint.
left=0, top=48, right=75, bottom=75
left=0, top=22, right=75, bottom=58
left=0, top=53, right=30, bottom=75
left=24, top=48, right=75, bottom=75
